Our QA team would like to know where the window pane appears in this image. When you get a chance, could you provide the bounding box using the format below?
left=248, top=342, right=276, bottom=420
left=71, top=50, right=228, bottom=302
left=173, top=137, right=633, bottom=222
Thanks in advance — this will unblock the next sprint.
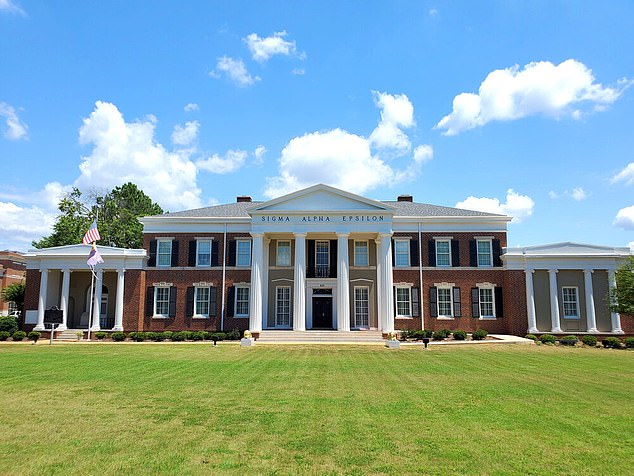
left=354, top=287, right=369, bottom=326
left=396, top=287, right=411, bottom=316
left=479, top=288, right=494, bottom=317
left=437, top=288, right=452, bottom=316
left=155, top=287, right=170, bottom=315
left=436, top=240, right=450, bottom=266
left=477, top=240, right=492, bottom=266
left=394, top=241, right=409, bottom=267
left=562, top=288, right=578, bottom=317
left=277, top=241, right=291, bottom=267
left=236, top=287, right=249, bottom=315
left=316, top=241, right=329, bottom=276
left=195, top=287, right=210, bottom=316
left=276, top=286, right=291, bottom=326
left=158, top=240, right=171, bottom=266
left=237, top=241, right=251, bottom=266
left=354, top=241, right=368, bottom=267
left=197, top=240, right=211, bottom=266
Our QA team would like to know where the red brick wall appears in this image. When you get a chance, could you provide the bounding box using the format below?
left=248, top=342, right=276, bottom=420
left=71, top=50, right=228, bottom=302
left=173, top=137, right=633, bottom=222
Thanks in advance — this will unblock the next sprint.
left=620, top=313, right=634, bottom=334
left=24, top=269, right=40, bottom=311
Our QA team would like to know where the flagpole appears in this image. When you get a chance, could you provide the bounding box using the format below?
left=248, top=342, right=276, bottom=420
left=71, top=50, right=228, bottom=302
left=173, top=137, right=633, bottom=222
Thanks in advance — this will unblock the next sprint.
left=87, top=266, right=95, bottom=341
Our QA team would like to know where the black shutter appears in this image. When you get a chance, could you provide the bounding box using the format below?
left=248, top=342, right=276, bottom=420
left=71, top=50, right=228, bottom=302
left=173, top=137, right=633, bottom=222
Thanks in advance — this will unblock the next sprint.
left=410, top=239, right=419, bottom=267
left=495, top=287, right=504, bottom=317
left=226, top=286, right=235, bottom=317
left=429, top=287, right=438, bottom=318
left=307, top=240, right=315, bottom=278
left=210, top=287, right=217, bottom=317
left=469, top=240, right=477, bottom=267
left=188, top=240, right=196, bottom=267
left=185, top=287, right=194, bottom=317
left=168, top=286, right=177, bottom=317
left=171, top=241, right=179, bottom=267
left=493, top=239, right=502, bottom=267
left=145, top=286, right=154, bottom=316
left=453, top=287, right=462, bottom=317
left=411, top=287, right=420, bottom=317
left=393, top=287, right=397, bottom=316
left=148, top=240, right=157, bottom=267
left=451, top=240, right=460, bottom=267
left=428, top=240, right=436, bottom=267
left=211, top=241, right=219, bottom=266
left=330, top=240, right=337, bottom=278
left=228, top=240, right=236, bottom=266
left=471, top=288, right=480, bottom=318
left=391, top=240, right=395, bottom=266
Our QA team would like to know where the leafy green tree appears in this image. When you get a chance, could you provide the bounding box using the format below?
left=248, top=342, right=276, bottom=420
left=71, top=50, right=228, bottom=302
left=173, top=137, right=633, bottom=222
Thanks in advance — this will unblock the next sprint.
left=610, top=256, right=634, bottom=315
left=1, top=282, right=25, bottom=315
left=32, top=183, right=163, bottom=249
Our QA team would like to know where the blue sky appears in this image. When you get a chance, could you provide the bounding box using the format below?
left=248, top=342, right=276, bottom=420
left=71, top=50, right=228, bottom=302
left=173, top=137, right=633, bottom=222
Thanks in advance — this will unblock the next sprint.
left=1, top=0, right=633, bottom=252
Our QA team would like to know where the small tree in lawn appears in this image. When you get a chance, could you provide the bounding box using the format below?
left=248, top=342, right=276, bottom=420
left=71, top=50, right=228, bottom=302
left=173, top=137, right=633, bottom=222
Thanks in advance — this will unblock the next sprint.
left=610, top=256, right=634, bottom=316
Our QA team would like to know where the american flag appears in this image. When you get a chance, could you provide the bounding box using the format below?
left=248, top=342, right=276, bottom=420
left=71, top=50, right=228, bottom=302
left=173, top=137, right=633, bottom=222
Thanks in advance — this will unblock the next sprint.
left=82, top=220, right=101, bottom=245
left=87, top=243, right=104, bottom=266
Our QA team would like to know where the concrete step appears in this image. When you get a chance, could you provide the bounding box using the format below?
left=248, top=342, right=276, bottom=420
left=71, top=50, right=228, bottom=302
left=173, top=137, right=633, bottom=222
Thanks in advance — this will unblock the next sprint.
left=257, top=330, right=385, bottom=343
left=56, top=330, right=84, bottom=341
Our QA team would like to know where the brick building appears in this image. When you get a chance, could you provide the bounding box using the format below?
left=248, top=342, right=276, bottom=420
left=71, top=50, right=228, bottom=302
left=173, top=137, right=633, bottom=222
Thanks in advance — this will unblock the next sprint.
left=23, top=184, right=631, bottom=337
left=0, top=250, right=26, bottom=316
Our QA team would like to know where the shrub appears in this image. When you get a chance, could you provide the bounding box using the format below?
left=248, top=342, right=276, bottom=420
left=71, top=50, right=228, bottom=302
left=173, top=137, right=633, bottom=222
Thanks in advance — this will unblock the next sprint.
left=472, top=329, right=488, bottom=341
left=624, top=337, right=634, bottom=349
left=151, top=332, right=166, bottom=342
left=191, top=331, right=205, bottom=341
left=0, top=331, right=10, bottom=341
left=94, top=331, right=108, bottom=340
left=226, top=328, right=241, bottom=340
left=559, top=335, right=578, bottom=346
left=431, top=331, right=446, bottom=341
left=524, top=334, right=537, bottom=341
left=144, top=332, right=157, bottom=341
left=162, top=331, right=173, bottom=341
left=439, top=329, right=452, bottom=338
left=453, top=330, right=467, bottom=341
left=11, top=330, right=26, bottom=341
left=28, top=331, right=41, bottom=342
left=171, top=331, right=187, bottom=342
left=0, top=316, right=19, bottom=334
left=581, top=335, right=598, bottom=347
left=111, top=331, right=126, bottom=342
left=602, top=337, right=622, bottom=349
left=539, top=334, right=556, bottom=344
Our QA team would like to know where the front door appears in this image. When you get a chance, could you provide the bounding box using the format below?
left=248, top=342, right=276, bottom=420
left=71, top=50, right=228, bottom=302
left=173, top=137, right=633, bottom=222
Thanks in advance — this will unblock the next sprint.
left=312, top=297, right=333, bottom=329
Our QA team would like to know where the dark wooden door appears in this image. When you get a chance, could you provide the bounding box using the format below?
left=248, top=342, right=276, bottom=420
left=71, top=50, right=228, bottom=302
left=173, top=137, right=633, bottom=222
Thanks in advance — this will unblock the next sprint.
left=312, top=297, right=333, bottom=329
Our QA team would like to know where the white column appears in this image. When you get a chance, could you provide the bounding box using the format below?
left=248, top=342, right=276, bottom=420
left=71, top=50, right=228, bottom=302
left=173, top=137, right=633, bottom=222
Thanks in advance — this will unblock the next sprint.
left=261, top=238, right=270, bottom=330
left=375, top=238, right=382, bottom=331
left=525, top=269, right=538, bottom=333
left=336, top=233, right=350, bottom=331
left=379, top=233, right=394, bottom=333
left=583, top=269, right=599, bottom=333
left=34, top=269, right=49, bottom=331
left=608, top=269, right=624, bottom=334
left=548, top=269, right=562, bottom=333
left=58, top=269, right=71, bottom=331
left=249, top=233, right=264, bottom=333
left=91, top=269, right=103, bottom=331
left=113, top=269, right=125, bottom=331
left=293, top=233, right=306, bottom=331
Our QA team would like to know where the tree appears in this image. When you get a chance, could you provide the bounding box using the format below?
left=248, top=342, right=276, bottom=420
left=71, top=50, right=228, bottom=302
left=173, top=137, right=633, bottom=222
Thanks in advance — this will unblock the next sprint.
left=610, top=256, right=634, bottom=315
left=32, top=183, right=163, bottom=249
left=1, top=282, right=25, bottom=314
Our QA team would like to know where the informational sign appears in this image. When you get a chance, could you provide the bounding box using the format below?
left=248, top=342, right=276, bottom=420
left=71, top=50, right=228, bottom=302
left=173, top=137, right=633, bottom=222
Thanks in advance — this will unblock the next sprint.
left=44, top=307, right=63, bottom=324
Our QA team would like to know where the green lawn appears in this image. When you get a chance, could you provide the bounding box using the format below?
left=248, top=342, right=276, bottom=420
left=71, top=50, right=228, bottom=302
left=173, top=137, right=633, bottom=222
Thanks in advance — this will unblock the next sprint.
left=1, top=343, right=632, bottom=475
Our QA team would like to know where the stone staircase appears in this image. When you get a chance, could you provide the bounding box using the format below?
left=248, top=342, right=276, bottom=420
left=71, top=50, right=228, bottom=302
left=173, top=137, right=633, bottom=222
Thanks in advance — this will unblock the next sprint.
left=56, top=329, right=84, bottom=341
left=257, top=330, right=385, bottom=344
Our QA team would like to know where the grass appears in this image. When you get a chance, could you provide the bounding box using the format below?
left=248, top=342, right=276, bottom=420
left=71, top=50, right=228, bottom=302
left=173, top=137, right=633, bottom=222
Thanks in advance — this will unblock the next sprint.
left=0, top=343, right=633, bottom=475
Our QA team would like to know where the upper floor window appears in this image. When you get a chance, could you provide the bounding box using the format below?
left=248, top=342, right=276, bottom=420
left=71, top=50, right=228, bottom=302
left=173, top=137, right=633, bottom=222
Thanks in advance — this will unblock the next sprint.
left=477, top=239, right=492, bottom=267
left=354, top=241, right=369, bottom=267
left=435, top=240, right=451, bottom=267
left=315, top=241, right=330, bottom=276
left=196, top=240, right=211, bottom=267
left=394, top=240, right=410, bottom=267
left=236, top=240, right=251, bottom=267
left=562, top=287, right=579, bottom=319
left=157, top=240, right=172, bottom=267
left=276, top=240, right=291, bottom=267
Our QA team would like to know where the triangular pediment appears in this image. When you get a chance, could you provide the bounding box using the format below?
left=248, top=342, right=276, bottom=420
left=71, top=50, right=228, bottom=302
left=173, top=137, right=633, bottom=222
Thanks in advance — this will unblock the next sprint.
left=250, top=184, right=394, bottom=214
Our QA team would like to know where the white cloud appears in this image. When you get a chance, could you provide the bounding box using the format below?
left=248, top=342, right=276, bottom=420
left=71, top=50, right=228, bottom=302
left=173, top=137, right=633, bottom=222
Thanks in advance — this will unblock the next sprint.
left=369, top=91, right=415, bottom=153
left=171, top=120, right=199, bottom=146
left=614, top=205, right=634, bottom=230
left=0, top=0, right=25, bottom=15
left=210, top=56, right=260, bottom=87
left=0, top=202, right=56, bottom=250
left=611, top=162, right=634, bottom=186
left=571, top=187, right=587, bottom=201
left=548, top=190, right=559, bottom=199
left=436, top=59, right=632, bottom=135
left=196, top=150, right=248, bottom=174
left=291, top=68, right=305, bottom=76
left=253, top=145, right=266, bottom=166
left=429, top=8, right=439, bottom=17
left=455, top=189, right=534, bottom=223
left=184, top=103, right=199, bottom=112
left=244, top=31, right=299, bottom=62
left=0, top=102, right=28, bottom=140
left=628, top=241, right=634, bottom=252
left=413, top=144, right=433, bottom=164
left=76, top=101, right=201, bottom=211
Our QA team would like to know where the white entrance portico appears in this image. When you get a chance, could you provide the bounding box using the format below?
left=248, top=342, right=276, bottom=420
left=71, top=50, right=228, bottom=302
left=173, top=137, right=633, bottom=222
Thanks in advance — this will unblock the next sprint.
left=247, top=184, right=396, bottom=334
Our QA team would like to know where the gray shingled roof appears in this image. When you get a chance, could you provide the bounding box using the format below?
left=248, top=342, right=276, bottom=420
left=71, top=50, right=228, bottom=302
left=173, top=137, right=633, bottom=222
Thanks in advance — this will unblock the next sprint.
left=152, top=200, right=503, bottom=218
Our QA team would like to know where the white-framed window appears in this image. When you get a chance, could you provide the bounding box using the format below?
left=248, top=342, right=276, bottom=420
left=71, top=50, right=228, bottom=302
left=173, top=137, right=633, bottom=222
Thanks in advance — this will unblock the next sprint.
left=7, top=301, right=18, bottom=315
left=437, top=287, right=453, bottom=318
left=479, top=287, right=495, bottom=318
left=395, top=286, right=412, bottom=317
left=194, top=286, right=210, bottom=317
left=154, top=286, right=170, bottom=317
left=394, top=239, right=410, bottom=267
left=196, top=240, right=212, bottom=267
left=435, top=240, right=451, bottom=267
left=235, top=286, right=250, bottom=317
left=275, top=286, right=291, bottom=327
left=316, top=241, right=330, bottom=277
left=157, top=239, right=172, bottom=267
left=477, top=239, right=492, bottom=267
left=354, top=241, right=369, bottom=267
left=354, top=286, right=370, bottom=327
left=276, top=240, right=291, bottom=267
left=236, top=240, right=251, bottom=267
left=562, top=286, right=579, bottom=319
